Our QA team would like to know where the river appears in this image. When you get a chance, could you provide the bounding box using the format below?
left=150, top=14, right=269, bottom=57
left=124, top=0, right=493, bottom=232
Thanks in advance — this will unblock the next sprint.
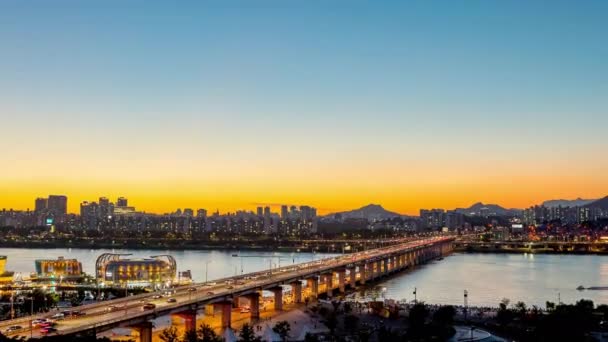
left=1, top=248, right=606, bottom=308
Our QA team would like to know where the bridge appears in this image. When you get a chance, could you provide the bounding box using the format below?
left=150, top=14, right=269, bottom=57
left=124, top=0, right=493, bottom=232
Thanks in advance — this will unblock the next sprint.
left=2, top=236, right=454, bottom=341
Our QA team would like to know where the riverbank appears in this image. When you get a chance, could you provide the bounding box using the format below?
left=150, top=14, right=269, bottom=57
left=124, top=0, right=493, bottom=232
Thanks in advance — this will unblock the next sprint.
left=454, top=245, right=608, bottom=255
left=0, top=239, right=336, bottom=253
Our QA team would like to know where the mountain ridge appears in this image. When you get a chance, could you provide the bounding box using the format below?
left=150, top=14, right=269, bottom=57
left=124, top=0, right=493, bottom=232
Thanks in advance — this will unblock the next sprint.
left=325, top=204, right=404, bottom=220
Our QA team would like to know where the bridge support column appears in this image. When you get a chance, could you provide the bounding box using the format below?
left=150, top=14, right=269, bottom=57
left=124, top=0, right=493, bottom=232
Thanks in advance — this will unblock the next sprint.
left=323, top=273, right=333, bottom=297
left=269, top=287, right=283, bottom=311
left=348, top=267, right=357, bottom=288
left=291, top=281, right=303, bottom=304
left=244, top=292, right=261, bottom=321
left=360, top=264, right=367, bottom=284
left=172, top=310, right=197, bottom=332
left=214, top=302, right=233, bottom=329
left=385, top=258, right=392, bottom=274
left=306, top=277, right=318, bottom=300
left=336, top=269, right=346, bottom=293
left=132, top=322, right=153, bottom=342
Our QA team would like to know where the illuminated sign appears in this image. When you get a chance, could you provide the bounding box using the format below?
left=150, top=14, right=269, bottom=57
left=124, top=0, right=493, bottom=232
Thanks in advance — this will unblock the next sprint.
left=46, top=218, right=54, bottom=226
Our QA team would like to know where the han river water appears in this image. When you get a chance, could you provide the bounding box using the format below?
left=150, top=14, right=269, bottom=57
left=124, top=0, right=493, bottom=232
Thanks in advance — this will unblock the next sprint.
left=1, top=248, right=607, bottom=308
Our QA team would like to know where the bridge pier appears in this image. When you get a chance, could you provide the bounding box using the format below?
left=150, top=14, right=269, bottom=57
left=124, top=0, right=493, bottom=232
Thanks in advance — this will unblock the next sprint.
left=172, top=309, right=197, bottom=332
left=323, top=273, right=333, bottom=297
left=360, top=264, right=367, bottom=285
left=306, top=277, right=318, bottom=300
left=269, top=287, right=283, bottom=311
left=336, top=269, right=346, bottom=293
left=369, top=261, right=380, bottom=281
left=243, top=292, right=261, bottom=321
left=132, top=322, right=153, bottom=342
left=291, top=281, right=303, bottom=304
left=213, top=301, right=233, bottom=329
left=348, top=267, right=357, bottom=288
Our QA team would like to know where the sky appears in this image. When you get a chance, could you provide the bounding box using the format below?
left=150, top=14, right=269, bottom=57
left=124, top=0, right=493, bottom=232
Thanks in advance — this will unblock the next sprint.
left=1, top=0, right=607, bottom=215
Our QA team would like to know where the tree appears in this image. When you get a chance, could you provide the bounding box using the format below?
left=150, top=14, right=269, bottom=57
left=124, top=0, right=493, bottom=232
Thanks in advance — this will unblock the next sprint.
left=238, top=323, right=261, bottom=342
left=324, top=313, right=338, bottom=335
left=272, top=321, right=291, bottom=342
left=304, top=333, right=320, bottom=342
left=377, top=326, right=401, bottom=342
left=432, top=305, right=456, bottom=327
left=408, top=302, right=429, bottom=333
left=514, top=301, right=527, bottom=319
left=183, top=329, right=199, bottom=342
left=197, top=323, right=224, bottom=342
left=344, top=314, right=359, bottom=334
left=497, top=300, right=513, bottom=326
left=357, top=328, right=371, bottom=342
left=160, top=327, right=180, bottom=342
left=545, top=301, right=555, bottom=312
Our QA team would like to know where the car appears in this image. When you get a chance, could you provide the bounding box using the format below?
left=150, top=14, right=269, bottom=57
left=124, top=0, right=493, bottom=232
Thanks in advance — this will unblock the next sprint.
left=51, top=313, right=65, bottom=320
left=206, top=291, right=214, bottom=296
left=167, top=298, right=177, bottom=303
left=188, top=287, right=196, bottom=292
left=226, top=286, right=234, bottom=290
left=32, top=319, right=49, bottom=327
left=240, top=308, right=250, bottom=313
left=40, top=327, right=57, bottom=335
left=142, top=303, right=156, bottom=310
left=5, top=326, right=22, bottom=333
left=105, top=305, right=119, bottom=312
left=151, top=295, right=162, bottom=299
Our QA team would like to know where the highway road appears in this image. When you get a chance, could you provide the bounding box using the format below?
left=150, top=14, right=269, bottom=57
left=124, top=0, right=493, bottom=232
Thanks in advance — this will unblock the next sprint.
left=1, top=236, right=453, bottom=339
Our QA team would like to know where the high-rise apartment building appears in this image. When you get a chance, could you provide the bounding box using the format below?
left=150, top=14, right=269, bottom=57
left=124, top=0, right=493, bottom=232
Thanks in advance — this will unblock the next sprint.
left=47, top=195, right=68, bottom=216
left=35, top=198, right=48, bottom=212
left=116, top=197, right=128, bottom=207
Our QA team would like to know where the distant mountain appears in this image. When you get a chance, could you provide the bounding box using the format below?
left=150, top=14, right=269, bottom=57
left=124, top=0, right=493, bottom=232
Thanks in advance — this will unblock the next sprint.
left=454, top=202, right=520, bottom=217
left=584, top=196, right=608, bottom=210
left=543, top=198, right=598, bottom=208
left=325, top=204, right=403, bottom=220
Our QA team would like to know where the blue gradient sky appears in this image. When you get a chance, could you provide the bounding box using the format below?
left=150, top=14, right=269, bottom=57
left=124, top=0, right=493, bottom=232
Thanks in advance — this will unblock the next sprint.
left=1, top=1, right=607, bottom=214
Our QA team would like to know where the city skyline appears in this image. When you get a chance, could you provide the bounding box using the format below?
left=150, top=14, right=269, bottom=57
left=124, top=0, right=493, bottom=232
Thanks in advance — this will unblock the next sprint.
left=2, top=192, right=607, bottom=216
left=2, top=1, right=607, bottom=216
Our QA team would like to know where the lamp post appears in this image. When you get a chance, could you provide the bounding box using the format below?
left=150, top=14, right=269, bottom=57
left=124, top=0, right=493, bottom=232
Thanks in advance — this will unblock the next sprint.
left=464, top=290, right=469, bottom=322
left=204, top=260, right=212, bottom=283
left=10, top=292, right=14, bottom=319
left=28, top=297, right=33, bottom=339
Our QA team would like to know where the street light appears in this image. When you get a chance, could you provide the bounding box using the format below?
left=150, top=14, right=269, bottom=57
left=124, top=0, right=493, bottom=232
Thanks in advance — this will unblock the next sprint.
left=464, top=290, right=469, bottom=322
left=42, top=285, right=48, bottom=311
left=27, top=297, right=34, bottom=339
left=204, top=260, right=212, bottom=283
